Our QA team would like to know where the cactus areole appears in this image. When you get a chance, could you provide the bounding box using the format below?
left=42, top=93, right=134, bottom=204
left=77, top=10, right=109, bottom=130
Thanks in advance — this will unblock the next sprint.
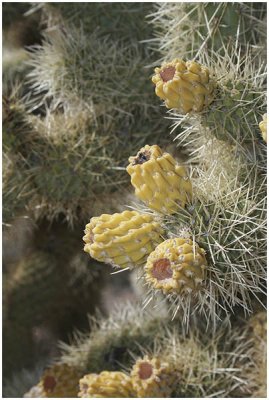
left=152, top=258, right=173, bottom=280
left=160, top=66, right=176, bottom=82
left=138, top=362, right=153, bottom=380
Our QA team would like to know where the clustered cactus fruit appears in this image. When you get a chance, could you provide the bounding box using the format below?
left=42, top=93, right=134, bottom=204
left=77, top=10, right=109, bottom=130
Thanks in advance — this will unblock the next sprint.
left=83, top=210, right=164, bottom=269
left=152, top=59, right=215, bottom=113
left=78, top=355, right=176, bottom=398
left=3, top=3, right=266, bottom=398
left=84, top=139, right=266, bottom=327
left=126, top=144, right=192, bottom=214
left=22, top=303, right=264, bottom=398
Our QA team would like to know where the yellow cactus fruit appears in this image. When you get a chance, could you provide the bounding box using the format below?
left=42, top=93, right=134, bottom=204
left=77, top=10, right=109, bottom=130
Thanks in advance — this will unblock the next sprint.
left=83, top=210, right=164, bottom=269
left=152, top=58, right=215, bottom=113
left=130, top=356, right=176, bottom=397
left=78, top=371, right=135, bottom=398
left=259, top=114, right=267, bottom=143
left=126, top=144, right=192, bottom=214
left=145, top=237, right=207, bottom=295
left=38, top=363, right=81, bottom=398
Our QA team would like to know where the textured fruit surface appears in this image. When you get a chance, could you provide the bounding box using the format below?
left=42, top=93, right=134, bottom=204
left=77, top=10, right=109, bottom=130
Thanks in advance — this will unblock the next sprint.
left=130, top=356, right=176, bottom=397
left=127, top=144, right=192, bottom=214
left=152, top=59, right=215, bottom=112
left=83, top=210, right=164, bottom=269
left=38, top=363, right=81, bottom=398
left=259, top=114, right=267, bottom=143
left=78, top=371, right=135, bottom=398
left=145, top=237, right=207, bottom=295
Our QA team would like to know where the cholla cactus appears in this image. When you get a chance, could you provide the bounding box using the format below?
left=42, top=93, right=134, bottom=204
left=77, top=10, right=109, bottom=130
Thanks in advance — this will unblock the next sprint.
left=145, top=237, right=207, bottom=295
left=127, top=144, right=192, bottom=214
left=3, top=3, right=172, bottom=225
left=130, top=355, right=176, bottom=397
left=3, top=4, right=267, bottom=397
left=153, top=50, right=266, bottom=169
left=125, top=143, right=266, bottom=326
left=2, top=83, right=36, bottom=224
left=149, top=3, right=267, bottom=60
left=3, top=217, right=106, bottom=379
left=83, top=210, right=164, bottom=269
left=40, top=3, right=155, bottom=43
left=3, top=251, right=62, bottom=377
left=259, top=114, right=267, bottom=143
left=245, top=311, right=267, bottom=398
left=152, top=59, right=215, bottom=112
left=52, top=304, right=259, bottom=397
left=78, top=371, right=135, bottom=398
left=59, top=303, right=170, bottom=374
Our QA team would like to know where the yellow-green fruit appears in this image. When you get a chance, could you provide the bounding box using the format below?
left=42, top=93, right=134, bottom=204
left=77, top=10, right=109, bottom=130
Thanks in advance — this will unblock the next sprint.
left=37, top=363, right=81, bottom=398
left=83, top=210, right=164, bottom=269
left=145, top=237, right=207, bottom=295
left=130, top=356, right=176, bottom=397
left=78, top=371, right=135, bottom=398
left=259, top=114, right=267, bottom=143
left=126, top=144, right=192, bottom=214
left=152, top=59, right=215, bottom=113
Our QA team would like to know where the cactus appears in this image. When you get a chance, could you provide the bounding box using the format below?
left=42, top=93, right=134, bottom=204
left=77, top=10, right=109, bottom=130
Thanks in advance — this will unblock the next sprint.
left=59, top=303, right=170, bottom=374
left=149, top=2, right=267, bottom=60
left=3, top=218, right=107, bottom=378
left=126, top=144, right=192, bottom=214
left=3, top=251, right=62, bottom=377
left=152, top=50, right=266, bottom=169
left=78, top=371, right=135, bottom=398
left=3, top=2, right=172, bottom=224
left=96, top=144, right=266, bottom=327
left=41, top=3, right=155, bottom=43
left=3, top=4, right=267, bottom=396
left=2, top=83, right=36, bottom=224
left=83, top=210, right=164, bottom=269
left=244, top=311, right=267, bottom=398
left=38, top=304, right=259, bottom=397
